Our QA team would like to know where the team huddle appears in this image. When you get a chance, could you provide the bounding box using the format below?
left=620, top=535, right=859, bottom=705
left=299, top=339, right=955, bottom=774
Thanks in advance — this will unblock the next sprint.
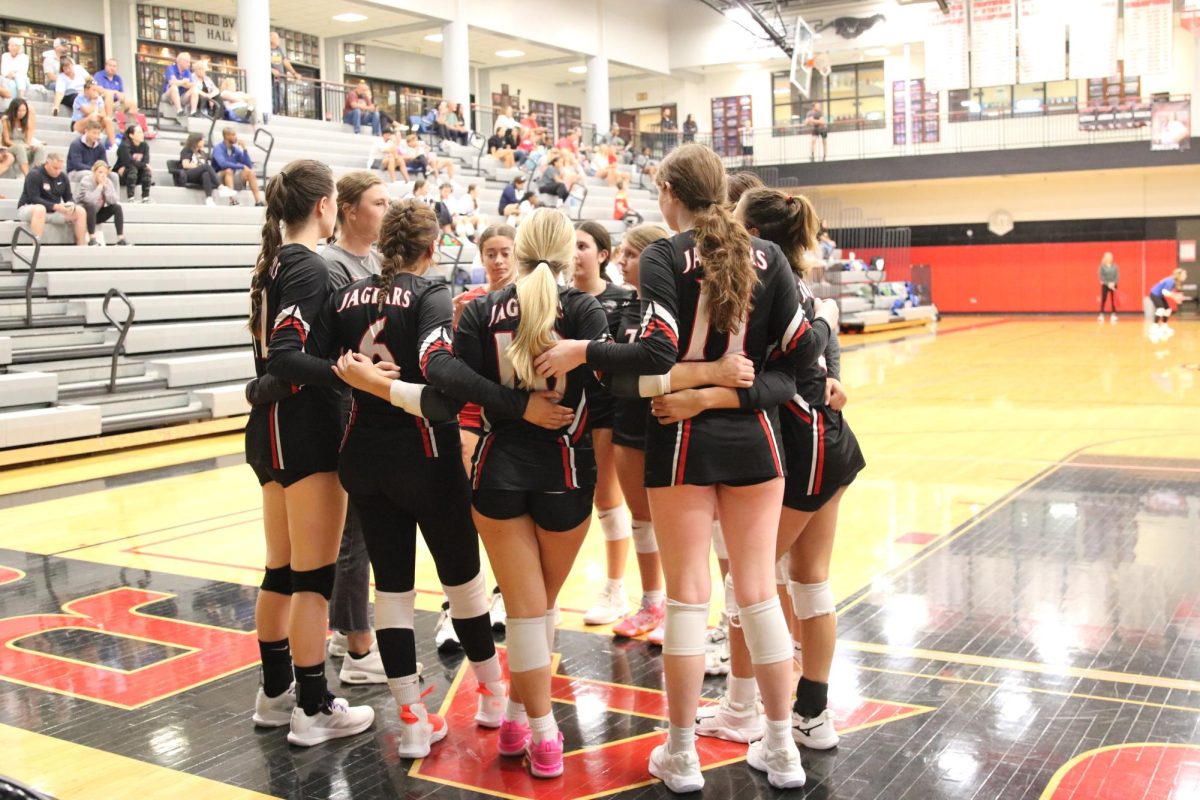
left=242, top=143, right=863, bottom=791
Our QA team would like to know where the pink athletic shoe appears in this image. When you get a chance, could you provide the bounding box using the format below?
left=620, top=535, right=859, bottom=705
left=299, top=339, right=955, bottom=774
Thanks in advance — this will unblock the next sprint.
left=613, top=601, right=666, bottom=638
left=647, top=621, right=666, bottom=646
left=498, top=719, right=532, bottom=757
left=525, top=732, right=565, bottom=778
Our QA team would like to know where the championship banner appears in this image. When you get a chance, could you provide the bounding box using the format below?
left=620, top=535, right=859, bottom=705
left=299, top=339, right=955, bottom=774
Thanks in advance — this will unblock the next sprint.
left=924, top=0, right=969, bottom=91
left=1017, top=0, right=1067, bottom=84
left=971, top=0, right=1016, bottom=88
left=1068, top=0, right=1118, bottom=78
left=1123, top=0, right=1172, bottom=77
left=1151, top=99, right=1190, bottom=151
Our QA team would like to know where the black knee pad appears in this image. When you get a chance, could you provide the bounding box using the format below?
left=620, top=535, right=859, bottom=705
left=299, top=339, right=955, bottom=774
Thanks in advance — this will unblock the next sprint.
left=291, top=563, right=337, bottom=600
left=260, top=565, right=293, bottom=595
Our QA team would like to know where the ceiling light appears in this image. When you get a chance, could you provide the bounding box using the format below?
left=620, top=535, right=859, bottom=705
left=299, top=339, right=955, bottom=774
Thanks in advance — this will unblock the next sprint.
left=424, top=33, right=443, bottom=42
left=568, top=65, right=587, bottom=74
left=865, top=47, right=890, bottom=56
left=737, top=62, right=761, bottom=71
left=332, top=13, right=368, bottom=22
left=495, top=49, right=525, bottom=58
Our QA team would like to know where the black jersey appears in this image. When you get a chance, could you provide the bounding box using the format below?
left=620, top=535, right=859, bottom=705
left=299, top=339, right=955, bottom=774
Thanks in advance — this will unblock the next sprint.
left=323, top=272, right=529, bottom=458
left=245, top=244, right=342, bottom=479
left=609, top=287, right=650, bottom=448
left=792, top=278, right=836, bottom=409
left=584, top=230, right=824, bottom=487
left=456, top=284, right=610, bottom=492
left=587, top=282, right=638, bottom=428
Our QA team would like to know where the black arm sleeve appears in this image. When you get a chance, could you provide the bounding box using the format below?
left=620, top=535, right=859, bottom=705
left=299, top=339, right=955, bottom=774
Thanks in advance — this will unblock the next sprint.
left=583, top=240, right=679, bottom=374
left=265, top=258, right=339, bottom=387
left=824, top=325, right=841, bottom=381
left=432, top=294, right=529, bottom=420
left=244, top=374, right=295, bottom=405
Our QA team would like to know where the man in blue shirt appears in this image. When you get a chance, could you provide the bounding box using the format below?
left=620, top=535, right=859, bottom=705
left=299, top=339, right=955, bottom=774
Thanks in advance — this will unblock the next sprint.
left=66, top=118, right=108, bottom=179
left=1149, top=268, right=1187, bottom=342
left=211, top=126, right=263, bottom=206
left=93, top=57, right=138, bottom=114
left=498, top=174, right=525, bottom=216
left=163, top=51, right=198, bottom=119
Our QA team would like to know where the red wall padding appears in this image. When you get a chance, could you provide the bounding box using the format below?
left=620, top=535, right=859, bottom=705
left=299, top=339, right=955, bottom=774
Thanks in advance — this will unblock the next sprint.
left=859, top=240, right=1178, bottom=313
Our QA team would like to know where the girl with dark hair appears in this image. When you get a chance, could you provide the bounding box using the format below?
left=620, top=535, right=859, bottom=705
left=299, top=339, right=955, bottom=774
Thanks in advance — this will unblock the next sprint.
left=115, top=124, right=151, bottom=202
left=2, top=99, right=47, bottom=175
left=535, top=143, right=835, bottom=792
left=244, top=159, right=375, bottom=747
left=179, top=132, right=223, bottom=206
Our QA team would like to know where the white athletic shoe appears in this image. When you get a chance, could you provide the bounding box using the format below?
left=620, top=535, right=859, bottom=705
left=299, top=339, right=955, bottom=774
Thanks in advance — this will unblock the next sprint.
left=1098, top=313, right=1105, bottom=323
left=1164, top=326, right=1176, bottom=340
left=792, top=709, right=839, bottom=750
left=397, top=701, right=448, bottom=759
left=704, top=626, right=731, bottom=676
left=339, top=645, right=387, bottom=685
left=1149, top=326, right=1163, bottom=343
left=583, top=583, right=629, bottom=626
left=327, top=631, right=349, bottom=658
left=217, top=184, right=237, bottom=199
left=286, top=698, right=375, bottom=747
left=475, top=680, right=506, bottom=728
left=649, top=743, right=705, bottom=794
left=1110, top=313, right=1118, bottom=323
left=747, top=740, right=807, bottom=789
left=252, top=682, right=296, bottom=727
left=490, top=587, right=507, bottom=632
left=204, top=196, right=216, bottom=207
left=435, top=602, right=460, bottom=652
left=696, top=695, right=765, bottom=743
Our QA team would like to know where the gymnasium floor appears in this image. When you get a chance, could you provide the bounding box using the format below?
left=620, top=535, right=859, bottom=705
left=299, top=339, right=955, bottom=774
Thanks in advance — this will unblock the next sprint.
left=1, top=315, right=1197, bottom=799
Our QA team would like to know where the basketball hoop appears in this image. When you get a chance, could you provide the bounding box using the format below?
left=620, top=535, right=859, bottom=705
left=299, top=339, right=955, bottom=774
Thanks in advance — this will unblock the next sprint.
left=813, top=53, right=833, bottom=77
left=789, top=17, right=815, bottom=97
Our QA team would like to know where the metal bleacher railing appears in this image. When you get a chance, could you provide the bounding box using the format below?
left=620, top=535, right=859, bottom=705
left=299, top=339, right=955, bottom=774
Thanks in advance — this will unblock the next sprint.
left=101, top=289, right=135, bottom=394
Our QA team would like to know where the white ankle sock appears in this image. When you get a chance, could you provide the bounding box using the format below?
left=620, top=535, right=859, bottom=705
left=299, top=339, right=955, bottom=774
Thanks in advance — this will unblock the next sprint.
left=764, top=718, right=792, bottom=750
left=667, top=724, right=696, bottom=755
left=728, top=675, right=757, bottom=708
left=470, top=653, right=502, bottom=685
left=387, top=675, right=421, bottom=707
left=505, top=699, right=527, bottom=725
left=643, top=590, right=665, bottom=606
left=529, top=711, right=558, bottom=743
left=605, top=578, right=624, bottom=594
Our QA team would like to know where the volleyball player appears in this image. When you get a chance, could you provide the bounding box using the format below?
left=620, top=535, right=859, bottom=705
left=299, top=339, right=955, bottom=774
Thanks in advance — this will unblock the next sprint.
left=1149, top=268, right=1187, bottom=342
left=321, top=201, right=534, bottom=758
left=536, top=144, right=834, bottom=791
left=455, top=208, right=610, bottom=778
left=244, top=159, right=375, bottom=746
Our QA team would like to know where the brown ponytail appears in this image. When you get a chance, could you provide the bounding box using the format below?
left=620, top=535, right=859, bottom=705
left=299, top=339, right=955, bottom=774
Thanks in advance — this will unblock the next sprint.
left=249, top=159, right=334, bottom=338
left=738, top=187, right=819, bottom=277
left=725, top=170, right=764, bottom=208
left=375, top=200, right=440, bottom=310
left=657, top=143, right=754, bottom=334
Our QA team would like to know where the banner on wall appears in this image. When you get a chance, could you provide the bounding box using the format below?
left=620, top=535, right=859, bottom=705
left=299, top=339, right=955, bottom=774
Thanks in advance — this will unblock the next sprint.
left=924, top=0, right=969, bottom=91
left=1068, top=0, right=1118, bottom=79
left=1123, top=0, right=1172, bottom=77
left=1017, top=0, right=1067, bottom=84
left=1150, top=100, right=1190, bottom=151
left=971, top=0, right=1016, bottom=87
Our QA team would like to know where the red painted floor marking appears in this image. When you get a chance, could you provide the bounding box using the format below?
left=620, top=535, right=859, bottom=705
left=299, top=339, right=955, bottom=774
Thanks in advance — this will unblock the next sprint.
left=1043, top=743, right=1200, bottom=800
left=0, top=565, right=24, bottom=585
left=895, top=532, right=939, bottom=545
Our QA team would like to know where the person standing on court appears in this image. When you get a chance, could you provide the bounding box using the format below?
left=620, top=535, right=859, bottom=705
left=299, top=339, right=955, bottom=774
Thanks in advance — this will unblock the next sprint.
left=1098, top=252, right=1118, bottom=323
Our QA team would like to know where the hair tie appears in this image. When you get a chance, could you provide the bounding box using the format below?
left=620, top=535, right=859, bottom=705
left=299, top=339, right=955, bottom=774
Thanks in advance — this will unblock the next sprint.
left=785, top=195, right=797, bottom=207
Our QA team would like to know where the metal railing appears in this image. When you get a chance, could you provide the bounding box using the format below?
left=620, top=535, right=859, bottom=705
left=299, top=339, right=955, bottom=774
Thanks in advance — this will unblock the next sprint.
left=0, top=31, right=80, bottom=87
left=203, top=113, right=275, bottom=180
left=101, top=289, right=134, bottom=394
left=11, top=226, right=41, bottom=328
left=136, top=55, right=246, bottom=127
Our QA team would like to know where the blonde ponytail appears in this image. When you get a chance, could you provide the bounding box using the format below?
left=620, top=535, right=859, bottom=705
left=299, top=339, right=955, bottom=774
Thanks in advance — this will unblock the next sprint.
left=509, top=208, right=576, bottom=388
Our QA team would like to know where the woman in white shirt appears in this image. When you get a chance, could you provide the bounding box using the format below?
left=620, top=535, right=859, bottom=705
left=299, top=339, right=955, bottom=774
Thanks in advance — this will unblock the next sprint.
left=2, top=38, right=29, bottom=98
left=455, top=183, right=483, bottom=239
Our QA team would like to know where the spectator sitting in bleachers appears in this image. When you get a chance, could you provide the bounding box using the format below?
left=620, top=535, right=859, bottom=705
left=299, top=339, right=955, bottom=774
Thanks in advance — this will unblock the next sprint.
left=613, top=178, right=630, bottom=221
left=487, top=124, right=516, bottom=168
left=538, top=154, right=575, bottom=205
left=0, top=83, right=11, bottom=115
left=343, top=83, right=382, bottom=136
left=67, top=119, right=108, bottom=182
left=92, top=58, right=136, bottom=115
left=587, top=144, right=628, bottom=187
left=178, top=131, right=227, bottom=207
left=162, top=51, right=199, bottom=122
left=518, top=108, right=539, bottom=131
left=219, top=77, right=256, bottom=123
left=368, top=128, right=406, bottom=182
left=76, top=160, right=128, bottom=246
left=405, top=177, right=432, bottom=206
left=498, top=174, right=525, bottom=217
left=396, top=133, right=426, bottom=178
left=495, top=104, right=517, bottom=134
left=52, top=57, right=87, bottom=116
left=555, top=127, right=582, bottom=166
left=18, top=152, right=87, bottom=245
left=456, top=183, right=483, bottom=240
left=72, top=79, right=115, bottom=146
left=443, top=101, right=469, bottom=145
left=2, top=38, right=30, bottom=100
left=0, top=146, right=11, bottom=178
left=508, top=190, right=538, bottom=226
left=193, top=60, right=221, bottom=118
left=41, top=38, right=66, bottom=88
left=115, top=123, right=151, bottom=202
left=434, top=182, right=456, bottom=233
left=212, top=126, right=264, bottom=207
left=405, top=132, right=454, bottom=180
left=3, top=99, right=47, bottom=175
left=634, top=146, right=658, bottom=181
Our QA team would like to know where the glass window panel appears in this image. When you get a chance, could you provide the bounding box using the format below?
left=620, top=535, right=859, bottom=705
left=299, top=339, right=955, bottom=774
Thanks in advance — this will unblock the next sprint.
left=828, top=98, right=856, bottom=124
left=858, top=65, right=885, bottom=97
left=1046, top=79, right=1079, bottom=113
left=978, top=85, right=1011, bottom=116
left=1013, top=83, right=1044, bottom=114
left=828, top=68, right=857, bottom=99
left=859, top=95, right=886, bottom=122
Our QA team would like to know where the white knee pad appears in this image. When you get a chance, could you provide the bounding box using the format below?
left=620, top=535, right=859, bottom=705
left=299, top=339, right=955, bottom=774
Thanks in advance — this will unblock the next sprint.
left=789, top=580, right=835, bottom=620
left=375, top=589, right=415, bottom=631
left=724, top=572, right=740, bottom=628
left=598, top=506, right=632, bottom=542
left=662, top=599, right=710, bottom=656
left=506, top=616, right=551, bottom=672
left=711, top=521, right=728, bottom=560
left=443, top=572, right=489, bottom=619
left=775, top=554, right=790, bottom=587
left=631, top=519, right=658, bottom=554
left=739, top=596, right=793, bottom=665
left=544, top=608, right=557, bottom=651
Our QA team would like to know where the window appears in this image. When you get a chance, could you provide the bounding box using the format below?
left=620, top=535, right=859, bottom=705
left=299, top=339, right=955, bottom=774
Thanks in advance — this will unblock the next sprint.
left=771, top=62, right=886, bottom=134
left=950, top=80, right=1083, bottom=121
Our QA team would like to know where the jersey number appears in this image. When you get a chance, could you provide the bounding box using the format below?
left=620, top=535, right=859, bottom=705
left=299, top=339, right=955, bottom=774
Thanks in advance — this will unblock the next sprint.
left=359, top=318, right=396, bottom=365
left=494, top=331, right=559, bottom=392
left=681, top=288, right=748, bottom=361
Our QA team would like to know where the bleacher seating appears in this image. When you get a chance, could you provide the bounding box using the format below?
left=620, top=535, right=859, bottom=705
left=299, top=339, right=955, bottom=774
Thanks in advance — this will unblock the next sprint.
left=0, top=103, right=666, bottom=449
